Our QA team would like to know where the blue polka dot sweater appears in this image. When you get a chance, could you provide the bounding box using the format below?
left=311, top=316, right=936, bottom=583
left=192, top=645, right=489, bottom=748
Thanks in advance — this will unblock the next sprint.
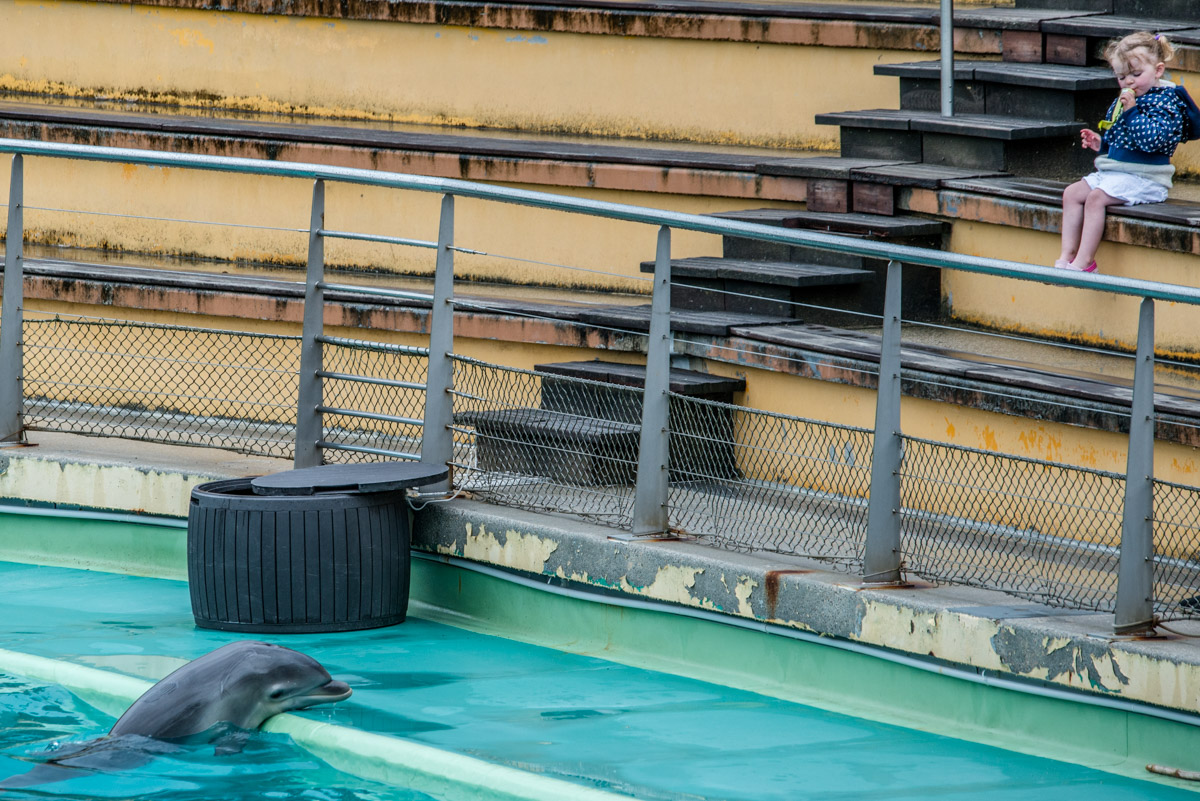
left=1096, top=83, right=1185, bottom=187
left=1101, top=84, right=1185, bottom=162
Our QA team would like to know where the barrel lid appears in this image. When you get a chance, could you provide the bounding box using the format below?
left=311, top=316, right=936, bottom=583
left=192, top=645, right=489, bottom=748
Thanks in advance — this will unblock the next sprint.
left=251, top=462, right=449, bottom=496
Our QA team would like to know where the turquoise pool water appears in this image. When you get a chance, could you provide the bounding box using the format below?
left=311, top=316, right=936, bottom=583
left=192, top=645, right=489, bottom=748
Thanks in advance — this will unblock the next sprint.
left=0, top=558, right=1196, bottom=800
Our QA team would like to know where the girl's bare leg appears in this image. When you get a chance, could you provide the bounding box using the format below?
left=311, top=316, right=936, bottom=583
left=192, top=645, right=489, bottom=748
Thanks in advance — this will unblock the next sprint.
left=1058, top=180, right=1091, bottom=266
left=1070, top=188, right=1122, bottom=270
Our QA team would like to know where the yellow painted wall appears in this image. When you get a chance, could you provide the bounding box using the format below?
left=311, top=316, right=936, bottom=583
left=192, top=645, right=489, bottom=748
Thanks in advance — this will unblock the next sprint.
left=0, top=156, right=746, bottom=290
left=0, top=1, right=916, bottom=149
left=945, top=221, right=1200, bottom=356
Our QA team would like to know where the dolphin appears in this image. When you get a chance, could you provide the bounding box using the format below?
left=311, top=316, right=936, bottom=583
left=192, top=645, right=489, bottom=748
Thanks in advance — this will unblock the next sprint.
left=0, top=640, right=352, bottom=790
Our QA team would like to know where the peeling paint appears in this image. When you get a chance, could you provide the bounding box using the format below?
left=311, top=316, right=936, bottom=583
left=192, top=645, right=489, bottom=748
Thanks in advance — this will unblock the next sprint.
left=993, top=629, right=1130, bottom=693
left=734, top=576, right=757, bottom=617
left=451, top=522, right=559, bottom=574
left=619, top=565, right=708, bottom=608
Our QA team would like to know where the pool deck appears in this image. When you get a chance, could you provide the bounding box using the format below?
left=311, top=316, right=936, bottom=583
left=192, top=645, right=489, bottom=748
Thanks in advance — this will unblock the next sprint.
left=4, top=432, right=1200, bottom=795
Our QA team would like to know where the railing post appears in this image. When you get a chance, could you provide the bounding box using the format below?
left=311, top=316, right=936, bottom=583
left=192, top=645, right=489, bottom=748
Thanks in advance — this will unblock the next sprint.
left=631, top=225, right=672, bottom=535
left=419, top=193, right=455, bottom=493
left=294, top=179, right=325, bottom=468
left=864, top=260, right=904, bottom=584
left=940, top=0, right=954, bottom=117
left=0, top=154, right=24, bottom=445
left=1114, top=297, right=1156, bottom=634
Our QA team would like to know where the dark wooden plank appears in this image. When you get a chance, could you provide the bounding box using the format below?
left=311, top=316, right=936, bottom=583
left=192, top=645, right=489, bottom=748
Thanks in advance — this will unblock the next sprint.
left=954, top=7, right=1101, bottom=31
left=877, top=60, right=1115, bottom=91
left=941, top=176, right=1068, bottom=203
left=971, top=63, right=1115, bottom=91
left=820, top=109, right=1080, bottom=140
left=1167, top=28, right=1200, bottom=46
left=909, top=112, right=1082, bottom=140
left=1041, top=15, right=1194, bottom=37
left=815, top=109, right=915, bottom=130
left=852, top=182, right=895, bottom=216
left=727, top=322, right=1200, bottom=419
left=575, top=305, right=791, bottom=336
left=710, top=208, right=946, bottom=237
left=1110, top=201, right=1200, bottom=227
left=0, top=101, right=768, bottom=172
left=755, top=156, right=912, bottom=179
left=874, top=61, right=978, bottom=80
left=1045, top=34, right=1089, bottom=67
left=1002, top=30, right=1044, bottom=63
left=850, top=163, right=1007, bottom=189
left=637, top=256, right=872, bottom=287
left=780, top=211, right=947, bottom=238
left=808, top=178, right=851, bottom=213
left=535, top=359, right=745, bottom=394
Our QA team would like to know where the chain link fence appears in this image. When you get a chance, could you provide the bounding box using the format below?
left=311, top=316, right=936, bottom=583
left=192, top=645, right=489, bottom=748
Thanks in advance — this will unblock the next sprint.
left=23, top=312, right=301, bottom=458
left=319, top=337, right=429, bottom=463
left=17, top=314, right=1200, bottom=618
left=900, top=436, right=1126, bottom=612
left=449, top=356, right=637, bottom=526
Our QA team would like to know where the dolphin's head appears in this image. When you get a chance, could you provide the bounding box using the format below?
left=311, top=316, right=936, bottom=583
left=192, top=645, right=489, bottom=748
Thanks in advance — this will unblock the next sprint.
left=110, top=641, right=353, bottom=740
left=225, top=642, right=353, bottom=728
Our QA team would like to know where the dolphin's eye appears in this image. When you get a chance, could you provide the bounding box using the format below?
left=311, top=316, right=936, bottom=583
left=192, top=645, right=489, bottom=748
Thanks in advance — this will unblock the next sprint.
left=269, top=689, right=286, bottom=700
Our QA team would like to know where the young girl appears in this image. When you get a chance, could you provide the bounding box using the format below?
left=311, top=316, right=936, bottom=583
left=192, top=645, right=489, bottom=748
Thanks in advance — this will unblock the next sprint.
left=1057, top=32, right=1185, bottom=273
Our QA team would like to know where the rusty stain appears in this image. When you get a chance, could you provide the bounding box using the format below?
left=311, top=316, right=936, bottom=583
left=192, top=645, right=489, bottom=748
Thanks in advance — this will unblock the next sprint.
left=763, top=568, right=810, bottom=619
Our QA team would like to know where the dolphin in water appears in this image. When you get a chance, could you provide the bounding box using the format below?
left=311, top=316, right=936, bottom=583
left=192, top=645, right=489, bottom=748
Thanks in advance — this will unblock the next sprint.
left=0, top=640, right=352, bottom=790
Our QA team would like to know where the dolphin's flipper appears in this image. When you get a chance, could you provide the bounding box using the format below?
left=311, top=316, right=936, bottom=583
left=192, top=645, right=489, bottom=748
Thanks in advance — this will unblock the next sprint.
left=210, top=728, right=251, bottom=756
left=0, top=761, right=90, bottom=790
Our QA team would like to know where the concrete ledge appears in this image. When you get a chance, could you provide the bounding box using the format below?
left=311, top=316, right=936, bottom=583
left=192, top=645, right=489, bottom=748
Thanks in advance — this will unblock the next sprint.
left=413, top=498, right=1200, bottom=719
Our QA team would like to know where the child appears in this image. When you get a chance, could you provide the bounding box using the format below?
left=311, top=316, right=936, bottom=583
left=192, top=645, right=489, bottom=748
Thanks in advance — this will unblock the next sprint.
left=1057, top=32, right=1185, bottom=273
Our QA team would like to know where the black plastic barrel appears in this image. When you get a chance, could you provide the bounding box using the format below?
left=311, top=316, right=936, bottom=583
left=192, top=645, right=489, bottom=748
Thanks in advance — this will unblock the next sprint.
left=186, top=478, right=411, bottom=633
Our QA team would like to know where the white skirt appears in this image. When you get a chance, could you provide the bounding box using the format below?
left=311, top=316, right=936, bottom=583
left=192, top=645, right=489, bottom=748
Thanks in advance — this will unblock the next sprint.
left=1083, top=170, right=1168, bottom=205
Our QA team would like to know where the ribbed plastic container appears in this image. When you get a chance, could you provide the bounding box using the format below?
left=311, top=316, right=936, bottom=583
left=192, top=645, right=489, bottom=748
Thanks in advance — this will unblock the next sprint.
left=186, top=478, right=410, bottom=633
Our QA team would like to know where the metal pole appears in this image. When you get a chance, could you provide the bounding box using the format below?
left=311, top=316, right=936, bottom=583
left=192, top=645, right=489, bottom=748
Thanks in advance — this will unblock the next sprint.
left=1114, top=297, right=1156, bottom=634
left=419, top=194, right=455, bottom=493
left=294, top=179, right=325, bottom=468
left=631, top=225, right=672, bottom=535
left=864, top=260, right=904, bottom=584
left=940, top=0, right=954, bottom=117
left=0, top=155, right=24, bottom=445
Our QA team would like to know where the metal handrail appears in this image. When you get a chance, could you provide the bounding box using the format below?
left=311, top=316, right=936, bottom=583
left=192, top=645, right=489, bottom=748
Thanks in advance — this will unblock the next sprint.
left=0, top=137, right=1193, bottom=633
left=1, top=137, right=1198, bottom=305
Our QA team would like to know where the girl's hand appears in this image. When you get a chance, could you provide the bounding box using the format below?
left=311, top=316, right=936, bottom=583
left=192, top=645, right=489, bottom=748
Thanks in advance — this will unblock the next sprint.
left=1080, top=128, right=1101, bottom=151
left=1119, top=87, right=1137, bottom=110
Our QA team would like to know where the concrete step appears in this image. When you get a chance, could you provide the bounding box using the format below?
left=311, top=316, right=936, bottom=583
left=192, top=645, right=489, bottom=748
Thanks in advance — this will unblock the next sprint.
left=703, top=210, right=945, bottom=323
left=1040, top=15, right=1200, bottom=65
left=815, top=109, right=1091, bottom=180
left=708, top=207, right=948, bottom=239
left=875, top=59, right=1115, bottom=122
left=636, top=256, right=873, bottom=317
left=636, top=257, right=872, bottom=287
left=465, top=360, right=744, bottom=483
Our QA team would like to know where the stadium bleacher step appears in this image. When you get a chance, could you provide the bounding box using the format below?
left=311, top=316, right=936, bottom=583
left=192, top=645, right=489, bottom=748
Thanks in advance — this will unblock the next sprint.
left=464, top=360, right=745, bottom=485
left=1039, top=14, right=1200, bottom=66
left=636, top=256, right=871, bottom=318
left=815, top=108, right=1090, bottom=179
left=875, top=60, right=1115, bottom=122
left=702, top=208, right=946, bottom=324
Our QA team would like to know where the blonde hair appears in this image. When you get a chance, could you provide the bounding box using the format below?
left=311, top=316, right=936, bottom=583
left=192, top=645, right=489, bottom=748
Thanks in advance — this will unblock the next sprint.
left=1105, top=32, right=1175, bottom=70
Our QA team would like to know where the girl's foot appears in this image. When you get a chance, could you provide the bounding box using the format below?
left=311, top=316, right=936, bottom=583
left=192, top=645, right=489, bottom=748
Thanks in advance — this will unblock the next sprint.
left=1054, top=258, right=1071, bottom=269
left=1066, top=260, right=1097, bottom=273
